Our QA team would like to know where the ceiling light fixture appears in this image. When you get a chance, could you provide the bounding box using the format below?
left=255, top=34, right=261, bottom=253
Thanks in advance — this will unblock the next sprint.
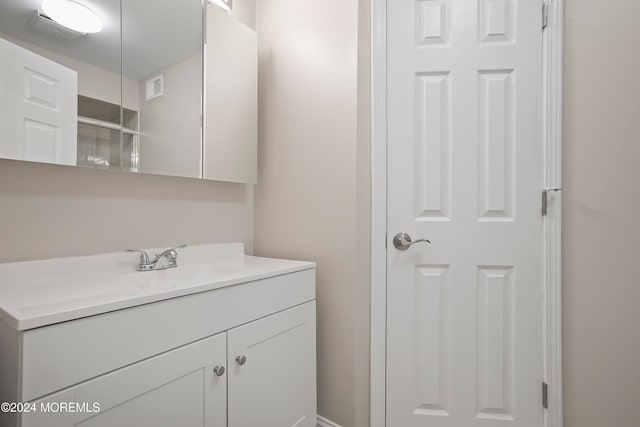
left=41, top=0, right=103, bottom=34
left=209, top=0, right=232, bottom=12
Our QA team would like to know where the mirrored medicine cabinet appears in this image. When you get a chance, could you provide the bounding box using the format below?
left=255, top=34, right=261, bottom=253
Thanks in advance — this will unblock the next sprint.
left=0, top=0, right=257, bottom=183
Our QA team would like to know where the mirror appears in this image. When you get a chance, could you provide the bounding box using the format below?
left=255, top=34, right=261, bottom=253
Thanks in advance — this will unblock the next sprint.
left=0, top=0, right=122, bottom=168
left=0, top=0, right=257, bottom=183
left=122, top=0, right=203, bottom=179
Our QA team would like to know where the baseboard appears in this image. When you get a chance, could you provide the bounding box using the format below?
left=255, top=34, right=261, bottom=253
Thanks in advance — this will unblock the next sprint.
left=317, top=415, right=343, bottom=427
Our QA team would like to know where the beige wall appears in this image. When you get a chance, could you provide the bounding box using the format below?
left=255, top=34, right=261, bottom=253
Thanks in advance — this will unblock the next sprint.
left=563, top=1, right=640, bottom=426
left=253, top=0, right=365, bottom=425
left=0, top=159, right=253, bottom=263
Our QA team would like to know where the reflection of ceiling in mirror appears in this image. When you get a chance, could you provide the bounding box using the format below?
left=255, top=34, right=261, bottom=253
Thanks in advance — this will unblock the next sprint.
left=0, top=0, right=202, bottom=81
left=121, top=0, right=201, bottom=80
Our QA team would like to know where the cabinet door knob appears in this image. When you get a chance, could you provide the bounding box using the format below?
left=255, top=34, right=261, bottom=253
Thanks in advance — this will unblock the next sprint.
left=236, top=355, right=247, bottom=365
left=213, top=366, right=225, bottom=376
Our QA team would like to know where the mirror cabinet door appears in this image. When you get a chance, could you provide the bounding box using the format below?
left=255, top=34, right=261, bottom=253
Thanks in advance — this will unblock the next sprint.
left=204, top=3, right=257, bottom=184
left=0, top=0, right=122, bottom=170
left=122, top=0, right=203, bottom=179
left=0, top=0, right=257, bottom=183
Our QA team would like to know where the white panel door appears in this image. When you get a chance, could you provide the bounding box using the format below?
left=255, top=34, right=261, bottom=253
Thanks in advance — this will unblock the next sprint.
left=22, top=333, right=227, bottom=427
left=0, top=37, right=77, bottom=165
left=386, top=0, right=543, bottom=426
left=227, top=302, right=316, bottom=427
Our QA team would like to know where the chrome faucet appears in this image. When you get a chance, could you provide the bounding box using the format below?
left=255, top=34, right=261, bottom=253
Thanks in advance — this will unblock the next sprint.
left=125, top=245, right=186, bottom=271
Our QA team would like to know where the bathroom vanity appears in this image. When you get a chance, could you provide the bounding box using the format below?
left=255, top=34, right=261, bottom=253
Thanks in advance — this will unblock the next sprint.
left=0, top=243, right=316, bottom=427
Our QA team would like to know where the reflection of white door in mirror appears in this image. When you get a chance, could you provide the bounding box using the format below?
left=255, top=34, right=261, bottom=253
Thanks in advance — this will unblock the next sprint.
left=0, top=37, right=77, bottom=165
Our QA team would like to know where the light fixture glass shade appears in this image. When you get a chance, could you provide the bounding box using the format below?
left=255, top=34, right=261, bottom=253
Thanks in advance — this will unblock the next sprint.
left=209, top=0, right=232, bottom=12
left=42, top=0, right=103, bottom=34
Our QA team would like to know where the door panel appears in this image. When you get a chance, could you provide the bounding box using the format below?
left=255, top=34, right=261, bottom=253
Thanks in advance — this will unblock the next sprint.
left=227, top=302, right=316, bottom=427
left=76, top=371, right=206, bottom=427
left=0, top=37, right=77, bottom=165
left=21, top=390, right=75, bottom=427
left=22, top=333, right=227, bottom=427
left=76, top=332, right=227, bottom=427
left=386, top=0, right=543, bottom=426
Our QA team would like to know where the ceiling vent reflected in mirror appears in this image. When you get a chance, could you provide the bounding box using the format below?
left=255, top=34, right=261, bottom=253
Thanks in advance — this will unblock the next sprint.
left=209, top=0, right=232, bottom=12
left=145, top=75, right=164, bottom=101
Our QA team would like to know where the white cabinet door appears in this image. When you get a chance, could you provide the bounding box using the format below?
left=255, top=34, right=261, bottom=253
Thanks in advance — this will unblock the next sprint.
left=227, top=302, right=316, bottom=427
left=204, top=3, right=257, bottom=184
left=21, top=389, right=75, bottom=427
left=0, top=37, right=77, bottom=165
left=22, top=333, right=227, bottom=427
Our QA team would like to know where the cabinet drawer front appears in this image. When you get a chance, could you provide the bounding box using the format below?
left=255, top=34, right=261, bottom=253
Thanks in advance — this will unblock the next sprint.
left=21, top=269, right=315, bottom=401
left=227, top=301, right=317, bottom=427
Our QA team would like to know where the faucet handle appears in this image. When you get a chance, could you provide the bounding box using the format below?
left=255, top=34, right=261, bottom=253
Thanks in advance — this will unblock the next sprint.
left=167, top=245, right=187, bottom=259
left=125, top=249, right=151, bottom=266
left=153, top=245, right=187, bottom=262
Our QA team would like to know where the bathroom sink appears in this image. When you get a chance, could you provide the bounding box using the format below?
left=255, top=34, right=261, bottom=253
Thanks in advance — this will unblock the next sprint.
left=0, top=243, right=315, bottom=330
left=115, top=263, right=243, bottom=291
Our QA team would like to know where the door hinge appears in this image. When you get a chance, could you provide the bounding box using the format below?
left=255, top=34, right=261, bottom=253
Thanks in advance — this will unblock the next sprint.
left=385, top=234, right=388, bottom=249
left=542, top=188, right=562, bottom=216
left=542, top=0, right=549, bottom=30
left=542, top=382, right=549, bottom=409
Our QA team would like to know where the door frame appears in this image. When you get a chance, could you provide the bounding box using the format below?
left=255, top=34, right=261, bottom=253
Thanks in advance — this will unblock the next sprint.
left=369, top=1, right=564, bottom=426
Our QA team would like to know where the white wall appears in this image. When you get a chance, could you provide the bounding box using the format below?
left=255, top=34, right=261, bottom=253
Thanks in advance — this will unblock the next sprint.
left=253, top=0, right=367, bottom=425
left=562, top=1, right=640, bottom=426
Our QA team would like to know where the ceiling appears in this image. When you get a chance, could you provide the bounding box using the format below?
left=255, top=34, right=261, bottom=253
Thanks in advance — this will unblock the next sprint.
left=0, top=0, right=202, bottom=80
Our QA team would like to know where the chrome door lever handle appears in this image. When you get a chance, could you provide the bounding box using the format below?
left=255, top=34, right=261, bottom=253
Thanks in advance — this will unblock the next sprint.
left=393, top=233, right=431, bottom=251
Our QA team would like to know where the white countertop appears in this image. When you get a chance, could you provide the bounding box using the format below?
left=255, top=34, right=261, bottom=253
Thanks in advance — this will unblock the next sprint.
left=0, top=243, right=315, bottom=331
